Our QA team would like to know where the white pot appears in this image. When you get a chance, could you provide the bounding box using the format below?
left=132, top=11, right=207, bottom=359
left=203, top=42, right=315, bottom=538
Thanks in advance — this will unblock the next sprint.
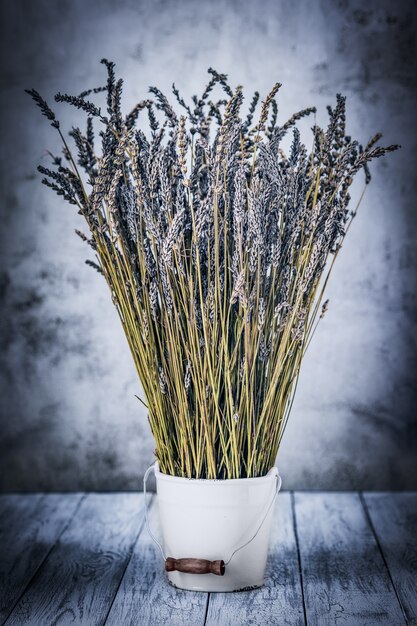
left=154, top=463, right=282, bottom=592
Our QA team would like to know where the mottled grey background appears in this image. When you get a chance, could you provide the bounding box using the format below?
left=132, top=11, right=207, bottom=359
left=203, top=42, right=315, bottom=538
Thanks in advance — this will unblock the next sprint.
left=0, top=0, right=416, bottom=491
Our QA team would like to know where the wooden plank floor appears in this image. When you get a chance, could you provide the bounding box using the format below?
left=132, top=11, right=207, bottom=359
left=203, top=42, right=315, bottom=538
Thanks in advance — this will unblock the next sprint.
left=0, top=493, right=415, bottom=626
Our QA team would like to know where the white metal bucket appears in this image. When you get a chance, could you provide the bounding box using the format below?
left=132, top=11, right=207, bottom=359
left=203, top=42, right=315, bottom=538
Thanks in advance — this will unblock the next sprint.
left=152, top=463, right=282, bottom=592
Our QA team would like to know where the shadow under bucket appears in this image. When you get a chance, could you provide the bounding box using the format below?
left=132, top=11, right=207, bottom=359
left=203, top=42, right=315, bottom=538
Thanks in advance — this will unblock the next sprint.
left=145, top=463, right=282, bottom=592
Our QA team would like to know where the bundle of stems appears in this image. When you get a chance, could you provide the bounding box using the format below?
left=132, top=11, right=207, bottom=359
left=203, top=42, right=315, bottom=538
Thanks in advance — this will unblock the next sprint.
left=26, top=61, right=399, bottom=478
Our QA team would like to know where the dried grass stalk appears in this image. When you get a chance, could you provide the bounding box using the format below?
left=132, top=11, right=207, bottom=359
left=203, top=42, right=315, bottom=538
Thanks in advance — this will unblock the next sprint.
left=26, top=61, right=399, bottom=478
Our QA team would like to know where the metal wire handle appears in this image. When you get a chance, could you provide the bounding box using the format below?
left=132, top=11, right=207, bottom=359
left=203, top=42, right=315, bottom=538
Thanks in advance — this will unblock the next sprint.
left=143, top=463, right=166, bottom=561
left=143, top=462, right=282, bottom=567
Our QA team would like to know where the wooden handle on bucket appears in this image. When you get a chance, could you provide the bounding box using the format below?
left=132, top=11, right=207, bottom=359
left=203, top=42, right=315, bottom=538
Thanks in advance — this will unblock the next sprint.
left=165, top=557, right=225, bottom=576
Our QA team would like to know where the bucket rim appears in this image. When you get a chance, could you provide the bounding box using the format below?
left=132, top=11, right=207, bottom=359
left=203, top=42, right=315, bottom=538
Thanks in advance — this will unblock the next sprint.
left=154, top=462, right=280, bottom=485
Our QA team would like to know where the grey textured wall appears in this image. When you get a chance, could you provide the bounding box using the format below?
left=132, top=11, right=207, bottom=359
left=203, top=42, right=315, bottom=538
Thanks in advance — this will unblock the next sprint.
left=0, top=0, right=416, bottom=491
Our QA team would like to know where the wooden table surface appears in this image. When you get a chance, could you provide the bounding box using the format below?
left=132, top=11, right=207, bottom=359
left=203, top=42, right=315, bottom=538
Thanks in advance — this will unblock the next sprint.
left=0, top=492, right=415, bottom=625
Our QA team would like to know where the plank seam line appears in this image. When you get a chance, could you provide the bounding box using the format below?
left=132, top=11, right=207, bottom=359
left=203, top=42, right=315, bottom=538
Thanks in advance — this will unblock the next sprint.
left=203, top=592, right=211, bottom=626
left=359, top=492, right=409, bottom=626
left=3, top=493, right=87, bottom=626
left=102, top=494, right=154, bottom=625
left=291, top=492, right=308, bottom=626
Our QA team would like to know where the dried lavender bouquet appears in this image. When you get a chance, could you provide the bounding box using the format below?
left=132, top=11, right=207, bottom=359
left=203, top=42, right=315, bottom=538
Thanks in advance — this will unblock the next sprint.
left=26, top=60, right=398, bottom=479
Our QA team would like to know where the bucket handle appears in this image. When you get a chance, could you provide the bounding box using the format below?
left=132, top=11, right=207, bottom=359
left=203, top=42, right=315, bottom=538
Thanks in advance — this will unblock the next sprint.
left=143, top=463, right=282, bottom=576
